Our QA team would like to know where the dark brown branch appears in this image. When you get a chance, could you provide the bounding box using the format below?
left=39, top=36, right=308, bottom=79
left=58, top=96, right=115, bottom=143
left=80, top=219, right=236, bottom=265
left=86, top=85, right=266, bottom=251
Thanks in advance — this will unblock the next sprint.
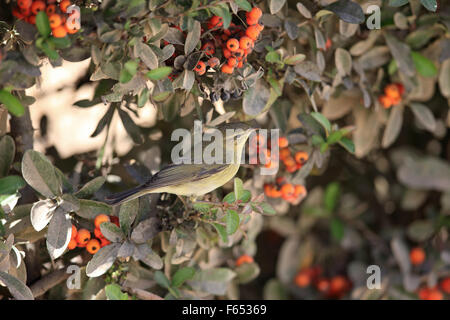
left=30, top=269, right=70, bottom=298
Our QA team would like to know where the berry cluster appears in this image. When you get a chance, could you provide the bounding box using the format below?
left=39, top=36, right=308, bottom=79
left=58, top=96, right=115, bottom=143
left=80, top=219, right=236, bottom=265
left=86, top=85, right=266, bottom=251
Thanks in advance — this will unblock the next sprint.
left=235, top=254, right=254, bottom=267
left=194, top=7, right=263, bottom=76
left=378, top=83, right=405, bottom=109
left=264, top=177, right=306, bottom=204
left=67, top=214, right=117, bottom=254
left=12, top=0, right=79, bottom=38
left=294, top=266, right=352, bottom=299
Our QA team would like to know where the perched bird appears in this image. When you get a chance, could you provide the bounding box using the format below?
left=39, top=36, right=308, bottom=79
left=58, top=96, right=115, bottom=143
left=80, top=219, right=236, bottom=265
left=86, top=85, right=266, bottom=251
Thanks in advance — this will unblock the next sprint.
left=105, top=122, right=255, bottom=205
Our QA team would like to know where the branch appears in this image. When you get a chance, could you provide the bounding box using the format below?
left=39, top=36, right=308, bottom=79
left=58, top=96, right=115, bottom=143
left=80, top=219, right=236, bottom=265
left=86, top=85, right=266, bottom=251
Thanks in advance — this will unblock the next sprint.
left=123, top=287, right=164, bottom=300
left=30, top=269, right=70, bottom=298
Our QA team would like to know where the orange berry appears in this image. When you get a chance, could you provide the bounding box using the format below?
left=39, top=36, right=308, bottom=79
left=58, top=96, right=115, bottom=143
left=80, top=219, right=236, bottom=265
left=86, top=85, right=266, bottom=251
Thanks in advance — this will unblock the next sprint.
left=294, top=185, right=306, bottom=196
left=52, top=25, right=67, bottom=38
left=30, top=0, right=46, bottom=15
left=68, top=239, right=77, bottom=250
left=391, top=95, right=401, bottom=106
left=226, top=38, right=239, bottom=52
left=208, top=15, right=223, bottom=29
left=12, top=7, right=25, bottom=19
left=234, top=48, right=245, bottom=58
left=46, top=4, right=56, bottom=15
left=418, top=287, right=431, bottom=300
left=86, top=239, right=100, bottom=254
left=227, top=57, right=238, bottom=67
left=276, top=176, right=286, bottom=185
left=20, top=6, right=31, bottom=16
left=378, top=95, right=393, bottom=109
left=410, top=247, right=425, bottom=266
left=384, top=84, right=401, bottom=99
left=423, top=288, right=443, bottom=300
left=255, top=24, right=264, bottom=32
left=328, top=276, right=351, bottom=297
left=59, top=0, right=71, bottom=13
left=65, top=23, right=79, bottom=34
left=100, top=237, right=111, bottom=247
left=239, top=36, right=253, bottom=50
left=207, top=57, right=220, bottom=68
left=71, top=224, right=77, bottom=239
left=236, top=254, right=254, bottom=267
left=294, top=151, right=309, bottom=165
left=283, top=156, right=296, bottom=168
left=49, top=14, right=62, bottom=28
left=221, top=64, right=234, bottom=74
left=325, top=38, right=332, bottom=50
left=295, top=271, right=311, bottom=287
left=201, top=41, right=215, bottom=55
left=194, top=61, right=206, bottom=75
left=279, top=148, right=290, bottom=161
left=396, top=83, right=405, bottom=95
left=75, top=228, right=91, bottom=245
left=245, top=25, right=260, bottom=41
left=94, top=214, right=110, bottom=229
left=249, top=7, right=262, bottom=21
left=223, top=48, right=232, bottom=59
left=440, top=278, right=450, bottom=294
left=316, top=278, right=330, bottom=293
left=281, top=183, right=295, bottom=197
left=278, top=136, right=289, bottom=148
left=246, top=17, right=259, bottom=26
left=27, top=15, right=36, bottom=24
left=17, top=0, right=32, bottom=9
left=94, top=228, right=104, bottom=239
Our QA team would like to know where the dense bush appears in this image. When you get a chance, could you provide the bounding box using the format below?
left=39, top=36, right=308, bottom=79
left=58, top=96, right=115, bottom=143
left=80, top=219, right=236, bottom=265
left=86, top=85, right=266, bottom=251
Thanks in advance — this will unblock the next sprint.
left=0, top=0, right=449, bottom=300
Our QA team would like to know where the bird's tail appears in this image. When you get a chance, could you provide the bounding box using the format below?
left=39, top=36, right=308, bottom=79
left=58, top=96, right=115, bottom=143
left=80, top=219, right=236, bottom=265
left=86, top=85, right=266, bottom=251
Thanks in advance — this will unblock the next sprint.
left=105, top=184, right=151, bottom=205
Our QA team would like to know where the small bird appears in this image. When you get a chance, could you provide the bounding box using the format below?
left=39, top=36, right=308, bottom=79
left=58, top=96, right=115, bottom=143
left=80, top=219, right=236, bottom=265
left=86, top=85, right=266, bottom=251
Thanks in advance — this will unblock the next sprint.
left=105, top=122, right=255, bottom=205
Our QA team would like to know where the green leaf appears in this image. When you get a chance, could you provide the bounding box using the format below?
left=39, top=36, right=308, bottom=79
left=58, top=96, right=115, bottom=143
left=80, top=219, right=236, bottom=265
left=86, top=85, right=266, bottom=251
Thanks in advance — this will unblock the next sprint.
left=0, top=175, right=26, bottom=196
left=311, top=112, right=331, bottom=133
left=251, top=202, right=276, bottom=216
left=338, top=137, right=355, bottom=154
left=213, top=223, right=228, bottom=243
left=193, top=202, right=213, bottom=213
left=266, top=50, right=282, bottom=64
left=146, top=66, right=173, bottom=81
left=74, top=177, right=106, bottom=199
left=105, top=284, right=129, bottom=300
left=137, top=88, right=150, bottom=107
left=118, top=198, right=139, bottom=235
left=0, top=90, right=24, bottom=117
left=0, top=135, right=15, bottom=178
left=233, top=178, right=244, bottom=202
left=21, top=150, right=61, bottom=198
left=124, top=60, right=138, bottom=76
left=235, top=0, right=252, bottom=11
left=420, top=0, right=437, bottom=11
left=35, top=11, right=51, bottom=37
left=172, top=267, right=196, bottom=288
left=119, top=69, right=133, bottom=83
left=226, top=209, right=240, bottom=235
left=411, top=52, right=437, bottom=77
left=324, top=182, right=340, bottom=213
left=327, top=130, right=344, bottom=144
left=284, top=54, right=306, bottom=65
left=154, top=270, right=171, bottom=289
left=388, top=0, right=409, bottom=6
left=211, top=6, right=232, bottom=29
left=100, top=222, right=125, bottom=242
left=330, top=217, right=345, bottom=241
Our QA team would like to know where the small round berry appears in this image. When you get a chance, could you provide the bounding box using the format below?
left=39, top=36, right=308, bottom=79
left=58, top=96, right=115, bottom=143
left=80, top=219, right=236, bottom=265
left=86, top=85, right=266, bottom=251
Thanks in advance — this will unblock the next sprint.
left=17, top=0, right=32, bottom=9
left=239, top=36, right=253, bottom=50
left=235, top=254, right=254, bottom=267
left=281, top=183, right=295, bottom=197
left=410, top=247, right=425, bottom=266
left=316, top=278, right=330, bottom=293
left=208, top=15, right=223, bottom=29
left=46, top=4, right=56, bottom=15
left=294, top=270, right=310, bottom=287
left=94, top=228, right=104, bottom=239
left=221, top=64, right=234, bottom=74
left=195, top=61, right=206, bottom=75
left=30, top=1, right=46, bottom=15
left=27, top=15, right=36, bottom=24
left=278, top=137, right=289, bottom=148
left=378, top=95, right=393, bottom=109
left=68, top=239, right=77, bottom=250
left=52, top=25, right=67, bottom=38
left=60, top=0, right=71, bottom=13
left=226, top=38, right=239, bottom=52
left=294, top=151, right=309, bottom=165
left=86, top=239, right=100, bottom=254
left=279, top=148, right=290, bottom=160
left=245, top=25, right=260, bottom=41
left=94, top=214, right=110, bottom=229
left=201, top=41, right=215, bottom=55
left=223, top=48, right=232, bottom=59
left=227, top=57, right=238, bottom=67
left=75, top=228, right=91, bottom=245
left=294, top=185, right=306, bottom=196
left=71, top=224, right=78, bottom=239
left=249, top=7, right=262, bottom=21
left=100, top=237, right=111, bottom=248
left=207, top=57, right=220, bottom=68
left=440, top=277, right=450, bottom=294
left=12, top=7, right=25, bottom=19
left=384, top=83, right=401, bottom=99
left=49, top=14, right=62, bottom=29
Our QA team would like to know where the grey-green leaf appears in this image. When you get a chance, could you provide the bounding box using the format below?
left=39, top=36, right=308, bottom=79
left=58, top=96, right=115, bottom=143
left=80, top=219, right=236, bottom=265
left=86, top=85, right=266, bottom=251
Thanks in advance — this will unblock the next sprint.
left=46, top=208, right=72, bottom=260
left=382, top=105, right=404, bottom=148
left=30, top=199, right=56, bottom=231
left=0, top=271, right=34, bottom=300
left=100, top=222, right=125, bottom=242
left=184, top=20, right=201, bottom=55
left=409, top=102, right=436, bottom=132
left=86, top=243, right=120, bottom=277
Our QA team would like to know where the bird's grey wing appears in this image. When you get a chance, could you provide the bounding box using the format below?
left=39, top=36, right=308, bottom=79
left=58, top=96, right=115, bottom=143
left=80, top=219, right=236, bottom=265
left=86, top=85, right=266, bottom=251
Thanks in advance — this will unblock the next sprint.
left=144, top=163, right=228, bottom=189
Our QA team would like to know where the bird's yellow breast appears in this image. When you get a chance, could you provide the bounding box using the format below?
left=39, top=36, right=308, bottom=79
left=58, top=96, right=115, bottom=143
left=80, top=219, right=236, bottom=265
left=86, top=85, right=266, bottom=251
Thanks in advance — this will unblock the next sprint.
left=153, top=163, right=240, bottom=197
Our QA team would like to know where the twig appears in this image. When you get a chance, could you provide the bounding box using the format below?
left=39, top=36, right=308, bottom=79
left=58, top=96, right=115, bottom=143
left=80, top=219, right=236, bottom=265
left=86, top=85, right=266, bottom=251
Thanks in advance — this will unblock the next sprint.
left=124, top=287, right=164, bottom=300
left=30, top=269, right=70, bottom=298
